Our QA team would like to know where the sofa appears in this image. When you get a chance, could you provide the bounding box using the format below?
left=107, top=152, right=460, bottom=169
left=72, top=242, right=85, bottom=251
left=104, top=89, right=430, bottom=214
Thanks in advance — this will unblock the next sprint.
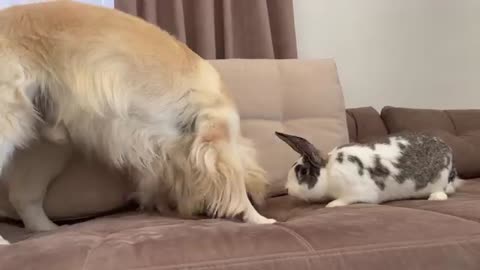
left=0, top=59, right=479, bottom=270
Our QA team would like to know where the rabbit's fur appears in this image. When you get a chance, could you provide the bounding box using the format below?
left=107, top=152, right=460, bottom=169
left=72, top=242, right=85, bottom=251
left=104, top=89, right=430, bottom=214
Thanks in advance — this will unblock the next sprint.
left=276, top=132, right=463, bottom=207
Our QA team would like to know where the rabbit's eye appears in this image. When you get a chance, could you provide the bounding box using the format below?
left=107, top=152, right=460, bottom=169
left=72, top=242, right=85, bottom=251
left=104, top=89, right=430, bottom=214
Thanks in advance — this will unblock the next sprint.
left=300, top=168, right=308, bottom=176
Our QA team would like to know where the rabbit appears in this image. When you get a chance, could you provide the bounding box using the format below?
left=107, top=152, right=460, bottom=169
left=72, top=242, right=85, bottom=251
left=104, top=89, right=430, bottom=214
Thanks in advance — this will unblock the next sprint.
left=275, top=131, right=463, bottom=207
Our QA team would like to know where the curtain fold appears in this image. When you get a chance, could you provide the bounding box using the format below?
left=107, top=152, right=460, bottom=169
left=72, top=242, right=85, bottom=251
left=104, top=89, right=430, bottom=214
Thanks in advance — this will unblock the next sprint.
left=114, top=0, right=297, bottom=59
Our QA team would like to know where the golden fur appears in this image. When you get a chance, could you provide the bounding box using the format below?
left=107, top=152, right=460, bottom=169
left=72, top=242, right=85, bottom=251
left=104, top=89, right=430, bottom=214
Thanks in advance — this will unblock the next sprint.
left=0, top=0, right=275, bottom=230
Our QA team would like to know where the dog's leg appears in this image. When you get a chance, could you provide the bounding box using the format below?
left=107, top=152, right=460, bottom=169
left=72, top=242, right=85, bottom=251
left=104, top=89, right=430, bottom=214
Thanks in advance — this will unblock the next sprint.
left=183, top=107, right=276, bottom=224
left=0, top=48, right=39, bottom=175
left=5, top=139, right=72, bottom=232
left=40, top=122, right=70, bottom=145
left=242, top=191, right=276, bottom=224
left=0, top=52, right=59, bottom=231
left=0, top=107, right=37, bottom=175
left=131, top=168, right=176, bottom=216
left=238, top=137, right=270, bottom=208
left=0, top=96, right=36, bottom=175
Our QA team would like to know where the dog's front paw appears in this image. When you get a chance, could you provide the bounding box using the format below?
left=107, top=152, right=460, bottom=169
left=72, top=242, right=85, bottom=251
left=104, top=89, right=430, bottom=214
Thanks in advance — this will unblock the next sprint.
left=252, top=217, right=277, bottom=225
left=258, top=217, right=277, bottom=224
left=243, top=211, right=277, bottom=224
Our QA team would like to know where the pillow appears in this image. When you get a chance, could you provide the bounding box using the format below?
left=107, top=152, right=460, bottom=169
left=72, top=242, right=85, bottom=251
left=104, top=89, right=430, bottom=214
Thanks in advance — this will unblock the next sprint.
left=0, top=140, right=132, bottom=222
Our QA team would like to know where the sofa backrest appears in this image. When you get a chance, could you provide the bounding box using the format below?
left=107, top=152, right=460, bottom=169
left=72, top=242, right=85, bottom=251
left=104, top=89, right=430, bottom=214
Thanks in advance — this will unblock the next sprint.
left=347, top=106, right=480, bottom=179
left=381, top=106, right=480, bottom=179
left=210, top=59, right=349, bottom=195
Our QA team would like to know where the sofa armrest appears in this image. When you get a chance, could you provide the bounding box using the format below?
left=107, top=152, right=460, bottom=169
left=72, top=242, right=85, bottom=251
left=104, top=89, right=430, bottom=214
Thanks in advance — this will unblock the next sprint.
left=346, top=107, right=389, bottom=143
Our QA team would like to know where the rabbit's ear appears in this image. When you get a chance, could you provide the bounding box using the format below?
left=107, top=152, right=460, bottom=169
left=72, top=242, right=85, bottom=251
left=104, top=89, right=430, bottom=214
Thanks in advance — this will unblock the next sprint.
left=275, top=132, right=322, bottom=166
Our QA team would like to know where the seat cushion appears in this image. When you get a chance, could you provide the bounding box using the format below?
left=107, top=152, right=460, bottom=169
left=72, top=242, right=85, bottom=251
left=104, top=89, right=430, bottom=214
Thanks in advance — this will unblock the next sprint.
left=2, top=180, right=480, bottom=270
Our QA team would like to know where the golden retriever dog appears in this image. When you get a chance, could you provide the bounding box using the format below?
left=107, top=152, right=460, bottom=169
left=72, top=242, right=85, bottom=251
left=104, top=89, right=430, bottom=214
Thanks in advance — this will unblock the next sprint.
left=0, top=0, right=275, bottom=240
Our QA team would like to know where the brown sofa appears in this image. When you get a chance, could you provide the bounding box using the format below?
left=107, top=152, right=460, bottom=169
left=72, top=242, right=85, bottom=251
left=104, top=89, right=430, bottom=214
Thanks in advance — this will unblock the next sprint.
left=1, top=60, right=479, bottom=270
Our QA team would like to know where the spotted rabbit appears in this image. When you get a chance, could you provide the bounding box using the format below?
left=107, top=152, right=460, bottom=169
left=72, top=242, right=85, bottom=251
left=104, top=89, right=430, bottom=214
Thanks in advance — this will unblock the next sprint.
left=276, top=131, right=463, bottom=207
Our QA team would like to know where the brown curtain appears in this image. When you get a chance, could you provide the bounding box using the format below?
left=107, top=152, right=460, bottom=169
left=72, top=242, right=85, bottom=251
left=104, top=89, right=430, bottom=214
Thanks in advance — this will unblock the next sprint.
left=114, top=0, right=297, bottom=59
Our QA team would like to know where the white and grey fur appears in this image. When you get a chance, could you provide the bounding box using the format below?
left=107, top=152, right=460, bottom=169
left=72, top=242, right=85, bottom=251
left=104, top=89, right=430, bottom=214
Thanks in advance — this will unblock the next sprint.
left=275, top=131, right=463, bottom=207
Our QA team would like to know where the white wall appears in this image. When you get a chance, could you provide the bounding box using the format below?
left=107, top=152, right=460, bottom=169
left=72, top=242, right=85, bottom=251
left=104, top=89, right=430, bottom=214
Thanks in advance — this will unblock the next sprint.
left=293, top=0, right=480, bottom=110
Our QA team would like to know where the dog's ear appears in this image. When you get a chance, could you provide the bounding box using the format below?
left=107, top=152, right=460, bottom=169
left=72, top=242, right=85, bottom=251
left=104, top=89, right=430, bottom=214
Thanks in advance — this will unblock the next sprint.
left=275, top=132, right=322, bottom=166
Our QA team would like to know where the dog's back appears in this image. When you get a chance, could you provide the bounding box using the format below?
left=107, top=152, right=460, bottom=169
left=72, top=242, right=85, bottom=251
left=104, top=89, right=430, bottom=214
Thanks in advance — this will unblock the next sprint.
left=0, top=1, right=228, bottom=167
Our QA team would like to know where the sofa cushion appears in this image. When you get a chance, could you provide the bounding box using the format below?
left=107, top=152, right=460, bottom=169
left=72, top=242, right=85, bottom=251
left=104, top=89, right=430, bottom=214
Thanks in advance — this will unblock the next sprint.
left=210, top=59, right=349, bottom=195
left=381, top=106, right=480, bottom=179
left=1, top=180, right=480, bottom=270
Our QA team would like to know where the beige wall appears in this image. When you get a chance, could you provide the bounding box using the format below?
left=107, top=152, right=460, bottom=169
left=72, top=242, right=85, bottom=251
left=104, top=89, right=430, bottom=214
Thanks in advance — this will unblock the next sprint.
left=293, top=0, right=480, bottom=110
